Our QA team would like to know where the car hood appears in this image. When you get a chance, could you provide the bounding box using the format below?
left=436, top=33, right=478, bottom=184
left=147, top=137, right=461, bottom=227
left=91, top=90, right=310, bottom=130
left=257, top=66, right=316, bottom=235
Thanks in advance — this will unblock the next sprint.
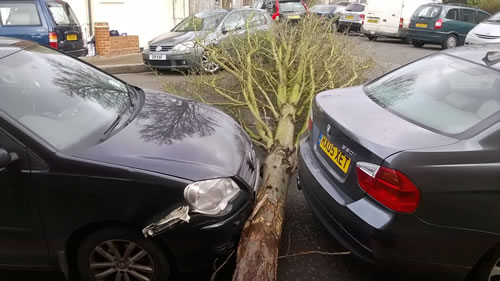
left=71, top=91, right=250, bottom=181
left=149, top=31, right=202, bottom=46
left=473, top=22, right=500, bottom=37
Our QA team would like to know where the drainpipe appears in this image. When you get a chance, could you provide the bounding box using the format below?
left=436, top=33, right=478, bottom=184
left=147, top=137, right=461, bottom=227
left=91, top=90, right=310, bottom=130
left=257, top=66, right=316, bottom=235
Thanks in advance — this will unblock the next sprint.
left=87, top=0, right=93, bottom=36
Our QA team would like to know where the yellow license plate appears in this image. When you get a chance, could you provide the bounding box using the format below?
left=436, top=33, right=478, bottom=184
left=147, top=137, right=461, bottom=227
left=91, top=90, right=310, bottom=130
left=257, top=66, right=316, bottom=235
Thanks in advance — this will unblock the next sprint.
left=66, top=34, right=77, bottom=41
left=367, top=19, right=379, bottom=23
left=415, top=23, right=428, bottom=28
left=288, top=15, right=300, bottom=19
left=345, top=16, right=354, bottom=19
left=319, top=134, right=352, bottom=174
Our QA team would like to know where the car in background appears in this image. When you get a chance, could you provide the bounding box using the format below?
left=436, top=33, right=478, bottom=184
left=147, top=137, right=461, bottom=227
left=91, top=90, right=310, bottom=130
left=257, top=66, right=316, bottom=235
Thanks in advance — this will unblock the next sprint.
left=338, top=3, right=366, bottom=33
left=466, top=12, right=500, bottom=45
left=362, top=0, right=442, bottom=41
left=253, top=0, right=308, bottom=21
left=143, top=8, right=272, bottom=73
left=0, top=37, right=259, bottom=281
left=309, top=4, right=344, bottom=27
left=0, top=0, right=87, bottom=57
left=408, top=3, right=490, bottom=49
left=299, top=44, right=500, bottom=280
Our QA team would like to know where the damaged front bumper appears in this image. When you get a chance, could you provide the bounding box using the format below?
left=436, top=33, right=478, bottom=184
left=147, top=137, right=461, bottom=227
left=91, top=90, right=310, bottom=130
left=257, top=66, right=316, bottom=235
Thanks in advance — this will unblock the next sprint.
left=142, top=197, right=253, bottom=273
left=143, top=206, right=191, bottom=237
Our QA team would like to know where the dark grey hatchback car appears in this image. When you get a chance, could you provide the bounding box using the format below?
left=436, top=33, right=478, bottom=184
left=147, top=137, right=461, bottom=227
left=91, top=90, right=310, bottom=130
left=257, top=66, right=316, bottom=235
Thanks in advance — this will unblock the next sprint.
left=299, top=44, right=500, bottom=280
left=0, top=38, right=259, bottom=281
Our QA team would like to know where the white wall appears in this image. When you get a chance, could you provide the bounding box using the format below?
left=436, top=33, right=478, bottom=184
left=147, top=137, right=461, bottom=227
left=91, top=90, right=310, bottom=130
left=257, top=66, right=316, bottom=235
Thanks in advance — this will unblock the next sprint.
left=91, top=0, right=186, bottom=47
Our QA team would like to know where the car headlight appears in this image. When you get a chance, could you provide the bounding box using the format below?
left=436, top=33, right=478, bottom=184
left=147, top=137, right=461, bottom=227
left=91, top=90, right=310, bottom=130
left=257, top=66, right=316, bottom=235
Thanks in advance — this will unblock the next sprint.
left=184, top=178, right=241, bottom=215
left=172, top=41, right=195, bottom=54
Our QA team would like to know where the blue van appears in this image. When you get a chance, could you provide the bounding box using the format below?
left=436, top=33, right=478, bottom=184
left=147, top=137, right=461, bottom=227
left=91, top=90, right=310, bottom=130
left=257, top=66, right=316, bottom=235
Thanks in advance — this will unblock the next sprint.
left=0, top=0, right=87, bottom=57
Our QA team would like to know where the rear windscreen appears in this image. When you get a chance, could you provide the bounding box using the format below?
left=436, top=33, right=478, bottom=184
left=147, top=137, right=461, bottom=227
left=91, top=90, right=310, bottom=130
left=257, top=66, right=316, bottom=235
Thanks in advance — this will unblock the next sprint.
left=413, top=5, right=442, bottom=18
left=48, top=2, right=79, bottom=25
left=365, top=54, right=500, bottom=136
left=345, top=4, right=365, bottom=12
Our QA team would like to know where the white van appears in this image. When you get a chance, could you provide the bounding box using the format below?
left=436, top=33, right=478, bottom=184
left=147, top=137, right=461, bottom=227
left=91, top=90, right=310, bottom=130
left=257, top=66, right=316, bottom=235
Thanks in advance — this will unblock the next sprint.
left=362, top=0, right=442, bottom=41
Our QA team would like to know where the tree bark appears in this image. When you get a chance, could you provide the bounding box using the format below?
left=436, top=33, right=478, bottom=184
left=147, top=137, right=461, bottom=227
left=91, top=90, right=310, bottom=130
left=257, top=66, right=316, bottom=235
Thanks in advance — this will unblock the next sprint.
left=232, top=149, right=294, bottom=281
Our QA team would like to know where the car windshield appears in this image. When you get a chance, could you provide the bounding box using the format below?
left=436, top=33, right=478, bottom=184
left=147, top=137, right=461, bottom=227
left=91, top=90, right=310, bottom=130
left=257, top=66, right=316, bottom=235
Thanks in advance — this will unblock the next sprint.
left=310, top=5, right=336, bottom=13
left=345, top=4, right=365, bottom=12
left=365, top=54, right=500, bottom=136
left=173, top=13, right=226, bottom=32
left=414, top=5, right=442, bottom=18
left=48, top=2, right=80, bottom=25
left=280, top=2, right=306, bottom=13
left=0, top=45, right=131, bottom=151
left=487, top=12, right=500, bottom=22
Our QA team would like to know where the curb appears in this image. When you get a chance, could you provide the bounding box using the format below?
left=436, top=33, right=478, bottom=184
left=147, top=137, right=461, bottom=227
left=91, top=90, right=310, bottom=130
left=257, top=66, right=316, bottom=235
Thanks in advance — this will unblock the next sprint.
left=96, top=63, right=150, bottom=74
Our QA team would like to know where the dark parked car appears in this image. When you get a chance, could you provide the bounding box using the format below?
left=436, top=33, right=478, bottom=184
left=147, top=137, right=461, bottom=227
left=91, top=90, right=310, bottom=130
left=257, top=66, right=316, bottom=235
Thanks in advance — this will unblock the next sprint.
left=309, top=4, right=344, bottom=27
left=0, top=0, right=87, bottom=57
left=143, top=9, right=272, bottom=73
left=299, top=44, right=500, bottom=281
left=0, top=37, right=259, bottom=281
left=408, top=3, right=490, bottom=49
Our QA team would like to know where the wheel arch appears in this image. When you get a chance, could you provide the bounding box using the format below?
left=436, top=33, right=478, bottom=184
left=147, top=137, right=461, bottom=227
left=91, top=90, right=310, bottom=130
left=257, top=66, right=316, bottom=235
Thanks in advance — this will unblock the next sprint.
left=64, top=221, right=179, bottom=278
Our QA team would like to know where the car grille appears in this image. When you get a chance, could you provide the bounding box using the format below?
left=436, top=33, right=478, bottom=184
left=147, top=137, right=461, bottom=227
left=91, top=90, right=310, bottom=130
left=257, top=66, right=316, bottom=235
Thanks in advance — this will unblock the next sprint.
left=149, top=46, right=173, bottom=52
left=239, top=153, right=259, bottom=191
left=476, top=34, right=500, bottom=39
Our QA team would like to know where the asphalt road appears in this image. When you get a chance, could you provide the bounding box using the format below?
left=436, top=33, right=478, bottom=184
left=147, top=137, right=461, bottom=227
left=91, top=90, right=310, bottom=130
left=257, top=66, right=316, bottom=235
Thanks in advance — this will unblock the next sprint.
left=2, top=35, right=441, bottom=281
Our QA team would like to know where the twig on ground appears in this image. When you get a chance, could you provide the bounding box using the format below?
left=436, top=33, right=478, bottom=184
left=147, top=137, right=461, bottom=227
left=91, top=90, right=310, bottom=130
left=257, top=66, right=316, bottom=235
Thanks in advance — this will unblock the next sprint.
left=211, top=250, right=235, bottom=281
left=278, top=250, right=351, bottom=259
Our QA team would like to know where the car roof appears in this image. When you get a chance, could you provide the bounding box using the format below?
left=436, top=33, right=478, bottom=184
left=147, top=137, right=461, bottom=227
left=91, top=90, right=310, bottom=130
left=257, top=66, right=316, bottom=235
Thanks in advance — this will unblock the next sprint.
left=422, top=2, right=483, bottom=10
left=443, top=44, right=500, bottom=71
left=0, top=37, right=35, bottom=59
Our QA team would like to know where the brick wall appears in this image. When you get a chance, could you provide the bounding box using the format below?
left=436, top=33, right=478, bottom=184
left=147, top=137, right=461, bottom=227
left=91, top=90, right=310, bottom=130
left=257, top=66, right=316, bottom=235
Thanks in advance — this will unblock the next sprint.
left=94, top=22, right=140, bottom=57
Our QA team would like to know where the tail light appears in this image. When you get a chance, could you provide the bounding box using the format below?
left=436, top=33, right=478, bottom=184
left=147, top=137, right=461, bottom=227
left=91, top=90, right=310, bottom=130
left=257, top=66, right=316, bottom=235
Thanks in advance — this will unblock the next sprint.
left=360, top=14, right=365, bottom=25
left=399, top=18, right=404, bottom=29
left=49, top=32, right=59, bottom=49
left=356, top=162, right=420, bottom=213
left=434, top=18, right=443, bottom=29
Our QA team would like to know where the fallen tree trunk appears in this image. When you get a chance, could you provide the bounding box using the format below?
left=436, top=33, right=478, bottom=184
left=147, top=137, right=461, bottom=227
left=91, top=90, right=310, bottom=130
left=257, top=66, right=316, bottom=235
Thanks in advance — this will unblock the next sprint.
left=233, top=147, right=294, bottom=281
left=233, top=106, right=296, bottom=281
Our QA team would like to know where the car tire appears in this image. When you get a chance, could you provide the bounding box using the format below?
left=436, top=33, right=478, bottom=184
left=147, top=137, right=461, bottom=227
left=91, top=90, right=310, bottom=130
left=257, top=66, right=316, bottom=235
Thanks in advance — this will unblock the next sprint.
left=441, top=34, right=458, bottom=50
left=76, top=227, right=171, bottom=281
left=367, top=35, right=377, bottom=41
left=412, top=40, right=425, bottom=48
left=470, top=245, right=500, bottom=281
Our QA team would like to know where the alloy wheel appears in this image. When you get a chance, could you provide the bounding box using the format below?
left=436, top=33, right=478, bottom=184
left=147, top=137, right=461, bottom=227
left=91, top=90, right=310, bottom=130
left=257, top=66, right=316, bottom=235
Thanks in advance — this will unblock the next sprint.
left=446, top=36, right=457, bottom=48
left=201, top=53, right=220, bottom=74
left=489, top=258, right=500, bottom=281
left=88, top=239, right=155, bottom=281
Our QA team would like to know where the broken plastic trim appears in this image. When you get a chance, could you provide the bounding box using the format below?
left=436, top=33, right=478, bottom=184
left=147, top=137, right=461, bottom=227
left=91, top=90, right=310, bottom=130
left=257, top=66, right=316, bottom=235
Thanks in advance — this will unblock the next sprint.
left=142, top=206, right=191, bottom=238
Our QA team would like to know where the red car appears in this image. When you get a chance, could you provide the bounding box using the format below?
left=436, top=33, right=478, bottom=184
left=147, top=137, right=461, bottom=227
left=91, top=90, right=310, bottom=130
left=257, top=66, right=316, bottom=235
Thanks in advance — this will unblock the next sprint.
left=253, top=0, right=308, bottom=20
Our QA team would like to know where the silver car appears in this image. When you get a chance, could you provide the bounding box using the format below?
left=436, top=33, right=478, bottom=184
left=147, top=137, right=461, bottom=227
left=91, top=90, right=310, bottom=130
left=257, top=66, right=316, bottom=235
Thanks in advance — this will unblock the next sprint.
left=466, top=12, right=500, bottom=45
left=143, top=9, right=272, bottom=73
left=337, top=3, right=366, bottom=33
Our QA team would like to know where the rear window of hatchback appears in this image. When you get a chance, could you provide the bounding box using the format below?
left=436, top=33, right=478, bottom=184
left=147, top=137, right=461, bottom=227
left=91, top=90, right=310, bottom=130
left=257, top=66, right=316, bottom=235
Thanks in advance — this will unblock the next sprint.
left=414, top=5, right=442, bottom=19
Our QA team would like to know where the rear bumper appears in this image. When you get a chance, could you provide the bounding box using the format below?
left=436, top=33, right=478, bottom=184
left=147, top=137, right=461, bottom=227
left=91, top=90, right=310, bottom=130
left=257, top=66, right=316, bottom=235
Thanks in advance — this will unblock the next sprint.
left=407, top=28, right=445, bottom=44
left=64, top=48, right=88, bottom=57
left=298, top=136, right=472, bottom=279
left=362, top=27, right=408, bottom=39
left=338, top=21, right=362, bottom=32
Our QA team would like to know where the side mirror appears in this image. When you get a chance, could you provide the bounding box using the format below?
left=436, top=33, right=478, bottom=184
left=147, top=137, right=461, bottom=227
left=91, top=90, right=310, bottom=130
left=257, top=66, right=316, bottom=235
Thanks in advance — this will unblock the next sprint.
left=0, top=148, right=18, bottom=170
left=221, top=27, right=229, bottom=34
